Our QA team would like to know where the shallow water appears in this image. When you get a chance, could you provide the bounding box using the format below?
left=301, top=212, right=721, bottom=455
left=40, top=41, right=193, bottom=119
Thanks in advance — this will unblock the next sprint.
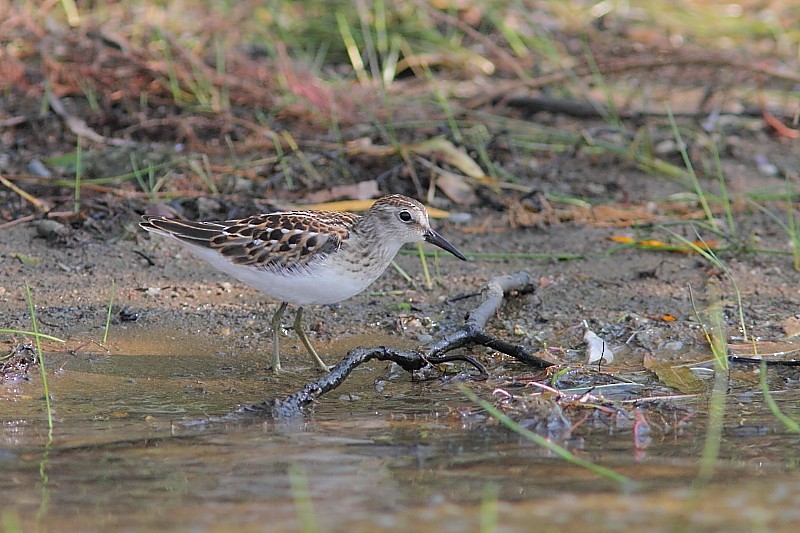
left=3, top=337, right=800, bottom=532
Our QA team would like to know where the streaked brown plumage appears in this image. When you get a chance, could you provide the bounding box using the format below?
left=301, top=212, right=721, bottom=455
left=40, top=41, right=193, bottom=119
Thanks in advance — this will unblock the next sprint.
left=140, top=194, right=466, bottom=372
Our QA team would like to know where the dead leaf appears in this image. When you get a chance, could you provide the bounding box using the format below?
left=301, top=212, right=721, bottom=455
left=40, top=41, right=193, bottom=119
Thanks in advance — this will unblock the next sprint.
left=610, top=235, right=720, bottom=253
left=435, top=171, right=478, bottom=205
left=408, top=137, right=486, bottom=179
left=344, top=136, right=488, bottom=203
left=643, top=357, right=706, bottom=394
left=12, top=253, right=41, bottom=266
left=586, top=204, right=657, bottom=226
left=302, top=198, right=451, bottom=219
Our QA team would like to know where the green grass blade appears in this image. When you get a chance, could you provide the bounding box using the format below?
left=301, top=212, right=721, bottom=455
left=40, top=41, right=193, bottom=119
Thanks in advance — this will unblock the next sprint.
left=697, top=365, right=728, bottom=482
left=710, top=139, right=736, bottom=238
left=289, top=464, right=319, bottom=533
left=0, top=330, right=65, bottom=343
left=337, top=10, right=368, bottom=85
left=687, top=278, right=729, bottom=483
left=663, top=226, right=747, bottom=345
left=389, top=260, right=413, bottom=284
left=666, top=107, right=715, bottom=226
left=103, top=279, right=115, bottom=344
left=59, top=0, right=79, bottom=25
left=480, top=484, right=499, bottom=533
left=2, top=509, right=23, bottom=533
left=760, top=361, right=800, bottom=433
left=416, top=242, right=432, bottom=289
left=73, top=135, right=82, bottom=213
left=24, top=283, right=53, bottom=435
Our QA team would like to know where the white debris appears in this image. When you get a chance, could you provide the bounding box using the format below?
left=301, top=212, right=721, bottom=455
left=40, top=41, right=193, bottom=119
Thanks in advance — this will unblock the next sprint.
left=145, top=287, right=162, bottom=298
left=584, top=329, right=614, bottom=365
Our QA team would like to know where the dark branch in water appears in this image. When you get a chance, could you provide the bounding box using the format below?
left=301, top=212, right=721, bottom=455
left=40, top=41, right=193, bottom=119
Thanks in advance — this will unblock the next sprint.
left=728, top=355, right=800, bottom=366
left=223, top=271, right=553, bottom=420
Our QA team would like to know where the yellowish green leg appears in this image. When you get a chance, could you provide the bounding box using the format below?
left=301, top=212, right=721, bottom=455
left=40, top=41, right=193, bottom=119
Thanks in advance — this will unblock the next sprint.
left=270, top=301, right=289, bottom=373
left=294, top=307, right=330, bottom=372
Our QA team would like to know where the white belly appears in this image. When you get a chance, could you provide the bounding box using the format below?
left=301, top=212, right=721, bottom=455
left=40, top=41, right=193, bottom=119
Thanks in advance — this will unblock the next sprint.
left=181, top=244, right=385, bottom=305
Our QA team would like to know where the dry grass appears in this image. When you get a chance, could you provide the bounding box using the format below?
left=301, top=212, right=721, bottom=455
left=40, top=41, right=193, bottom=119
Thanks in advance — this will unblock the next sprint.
left=0, top=1, right=797, bottom=237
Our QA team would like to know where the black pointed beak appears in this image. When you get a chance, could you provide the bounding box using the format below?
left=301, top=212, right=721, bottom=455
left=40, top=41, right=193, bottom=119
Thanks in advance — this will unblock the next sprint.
left=425, top=229, right=467, bottom=260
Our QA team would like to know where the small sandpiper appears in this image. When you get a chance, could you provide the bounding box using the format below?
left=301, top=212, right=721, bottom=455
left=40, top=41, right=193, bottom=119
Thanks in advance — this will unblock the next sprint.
left=140, top=194, right=467, bottom=372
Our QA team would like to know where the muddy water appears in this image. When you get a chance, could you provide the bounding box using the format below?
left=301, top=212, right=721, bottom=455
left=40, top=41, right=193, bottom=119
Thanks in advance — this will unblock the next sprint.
left=3, top=332, right=800, bottom=532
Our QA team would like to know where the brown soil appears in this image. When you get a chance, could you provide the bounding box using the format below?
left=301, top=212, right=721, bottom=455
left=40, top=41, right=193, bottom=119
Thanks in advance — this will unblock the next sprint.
left=2, top=136, right=797, bottom=392
left=1, top=3, right=798, bottom=404
left=3, top=7, right=800, bottom=531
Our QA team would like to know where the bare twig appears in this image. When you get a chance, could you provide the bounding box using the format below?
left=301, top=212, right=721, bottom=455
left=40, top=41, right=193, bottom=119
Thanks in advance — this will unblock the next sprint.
left=216, top=271, right=552, bottom=419
left=0, top=173, right=49, bottom=212
left=468, top=53, right=800, bottom=109
left=0, top=214, right=37, bottom=229
left=728, top=355, right=800, bottom=367
left=0, top=115, right=27, bottom=127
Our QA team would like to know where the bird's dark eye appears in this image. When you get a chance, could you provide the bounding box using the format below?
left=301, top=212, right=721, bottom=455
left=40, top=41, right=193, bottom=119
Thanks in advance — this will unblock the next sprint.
left=398, top=210, right=413, bottom=223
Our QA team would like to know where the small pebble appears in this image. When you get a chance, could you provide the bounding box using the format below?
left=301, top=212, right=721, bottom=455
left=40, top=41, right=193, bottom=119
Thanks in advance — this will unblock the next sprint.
left=34, top=219, right=70, bottom=239
left=662, top=340, right=684, bottom=351
left=145, top=287, right=161, bottom=297
left=754, top=155, right=779, bottom=176
left=119, top=308, right=140, bottom=322
left=701, top=110, right=720, bottom=132
left=338, top=394, right=361, bottom=401
left=28, top=158, right=52, bottom=178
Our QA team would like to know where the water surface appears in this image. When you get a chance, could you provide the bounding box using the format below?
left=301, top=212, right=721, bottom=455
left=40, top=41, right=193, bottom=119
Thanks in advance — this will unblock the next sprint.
left=2, top=340, right=800, bottom=532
